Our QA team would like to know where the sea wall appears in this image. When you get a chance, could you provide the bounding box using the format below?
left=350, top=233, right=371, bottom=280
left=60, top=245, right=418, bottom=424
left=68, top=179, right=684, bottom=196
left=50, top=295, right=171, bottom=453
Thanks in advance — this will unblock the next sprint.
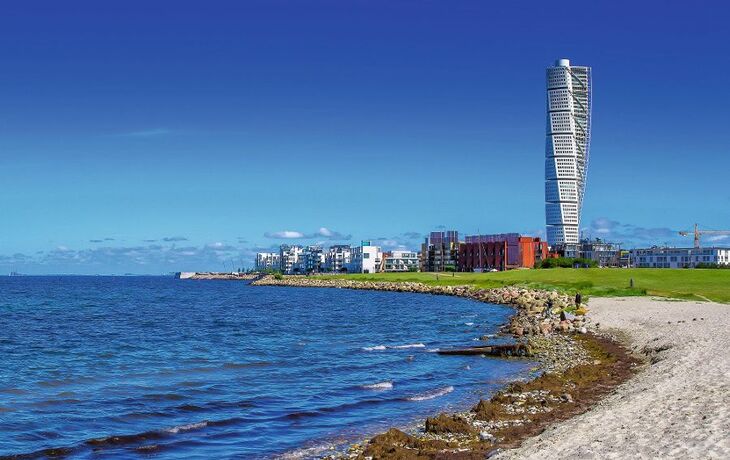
left=252, top=275, right=592, bottom=337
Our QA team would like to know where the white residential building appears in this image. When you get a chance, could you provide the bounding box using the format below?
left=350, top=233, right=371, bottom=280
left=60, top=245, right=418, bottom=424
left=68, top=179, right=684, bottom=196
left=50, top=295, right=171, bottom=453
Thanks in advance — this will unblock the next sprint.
left=383, top=250, right=419, bottom=272
left=279, top=245, right=303, bottom=274
left=296, top=246, right=324, bottom=273
left=255, top=252, right=281, bottom=271
left=325, top=245, right=353, bottom=273
left=631, top=247, right=730, bottom=268
left=347, top=243, right=382, bottom=274
left=545, top=58, right=592, bottom=246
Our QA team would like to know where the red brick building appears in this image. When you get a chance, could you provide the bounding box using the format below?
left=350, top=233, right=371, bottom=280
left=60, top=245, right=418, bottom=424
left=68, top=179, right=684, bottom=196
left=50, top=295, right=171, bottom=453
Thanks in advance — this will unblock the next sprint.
left=458, top=234, right=548, bottom=271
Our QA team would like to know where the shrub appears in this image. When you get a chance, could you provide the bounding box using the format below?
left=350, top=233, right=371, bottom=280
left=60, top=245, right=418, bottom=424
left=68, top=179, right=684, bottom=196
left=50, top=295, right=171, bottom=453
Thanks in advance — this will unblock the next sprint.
left=540, top=257, right=597, bottom=269
left=694, top=263, right=730, bottom=269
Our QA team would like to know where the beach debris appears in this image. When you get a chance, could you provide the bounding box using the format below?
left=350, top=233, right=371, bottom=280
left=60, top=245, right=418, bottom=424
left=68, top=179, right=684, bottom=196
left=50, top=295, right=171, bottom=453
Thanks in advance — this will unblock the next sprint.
left=436, top=343, right=532, bottom=357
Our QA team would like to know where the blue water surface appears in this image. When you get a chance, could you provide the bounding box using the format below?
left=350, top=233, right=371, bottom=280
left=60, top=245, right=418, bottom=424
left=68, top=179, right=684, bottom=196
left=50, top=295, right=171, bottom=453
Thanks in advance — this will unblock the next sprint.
left=0, top=277, right=534, bottom=459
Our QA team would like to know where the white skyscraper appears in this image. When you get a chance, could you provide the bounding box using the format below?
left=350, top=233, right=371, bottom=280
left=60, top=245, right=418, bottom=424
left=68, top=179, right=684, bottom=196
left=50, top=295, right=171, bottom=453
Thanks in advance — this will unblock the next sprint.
left=545, top=58, right=592, bottom=246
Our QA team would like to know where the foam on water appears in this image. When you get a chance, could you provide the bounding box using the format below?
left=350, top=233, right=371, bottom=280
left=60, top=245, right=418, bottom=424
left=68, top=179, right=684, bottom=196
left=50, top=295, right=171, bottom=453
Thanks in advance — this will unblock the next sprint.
left=360, top=381, right=393, bottom=390
left=406, top=386, right=454, bottom=402
left=165, top=421, right=208, bottom=434
left=391, top=343, right=426, bottom=349
left=361, top=345, right=387, bottom=351
left=362, top=343, right=425, bottom=351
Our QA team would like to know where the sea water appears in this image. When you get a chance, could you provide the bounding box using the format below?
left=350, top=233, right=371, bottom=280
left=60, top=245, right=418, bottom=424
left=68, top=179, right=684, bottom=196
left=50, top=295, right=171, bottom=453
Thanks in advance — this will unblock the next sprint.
left=0, top=276, right=534, bottom=458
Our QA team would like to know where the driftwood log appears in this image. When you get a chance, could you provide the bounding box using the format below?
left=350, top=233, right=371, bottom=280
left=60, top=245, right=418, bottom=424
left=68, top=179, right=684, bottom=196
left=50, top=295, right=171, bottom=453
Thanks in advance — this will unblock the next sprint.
left=437, top=343, right=531, bottom=357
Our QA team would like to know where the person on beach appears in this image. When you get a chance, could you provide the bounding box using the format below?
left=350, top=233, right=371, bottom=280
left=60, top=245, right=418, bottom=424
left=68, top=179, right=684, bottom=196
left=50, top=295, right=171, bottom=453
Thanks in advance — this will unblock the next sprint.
left=575, top=292, right=582, bottom=307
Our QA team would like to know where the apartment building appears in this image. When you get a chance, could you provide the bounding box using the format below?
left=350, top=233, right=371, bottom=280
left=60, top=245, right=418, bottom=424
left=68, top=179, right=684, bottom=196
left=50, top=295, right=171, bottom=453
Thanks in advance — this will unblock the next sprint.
left=421, top=230, right=459, bottom=272
left=631, top=247, right=730, bottom=268
left=579, top=238, right=622, bottom=267
left=383, top=250, right=419, bottom=272
left=297, top=246, right=324, bottom=274
left=324, top=244, right=352, bottom=273
left=458, top=234, right=548, bottom=271
left=279, top=244, right=303, bottom=274
left=255, top=252, right=281, bottom=272
left=347, top=242, right=382, bottom=274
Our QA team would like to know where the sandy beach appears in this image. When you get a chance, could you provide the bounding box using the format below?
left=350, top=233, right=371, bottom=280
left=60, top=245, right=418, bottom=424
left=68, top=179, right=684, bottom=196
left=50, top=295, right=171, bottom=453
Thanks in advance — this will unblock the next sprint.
left=496, top=297, right=730, bottom=459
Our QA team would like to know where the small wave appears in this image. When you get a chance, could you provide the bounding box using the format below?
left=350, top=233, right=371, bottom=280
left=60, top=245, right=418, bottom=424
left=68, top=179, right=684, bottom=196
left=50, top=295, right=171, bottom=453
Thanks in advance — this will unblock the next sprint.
left=362, top=345, right=387, bottom=351
left=87, top=430, right=165, bottom=447
left=144, top=393, right=186, bottom=401
left=38, top=377, right=93, bottom=388
left=276, top=442, right=339, bottom=459
left=362, top=343, right=425, bottom=351
left=284, top=398, right=396, bottom=420
left=0, top=387, right=28, bottom=395
left=464, top=322, right=475, bottom=326
left=425, top=348, right=440, bottom=353
left=165, top=421, right=208, bottom=434
left=360, top=381, right=393, bottom=390
left=177, top=404, right=206, bottom=412
left=406, top=386, right=454, bottom=401
left=29, top=398, right=82, bottom=407
left=391, top=343, right=425, bottom=349
left=87, top=420, right=214, bottom=447
left=222, top=361, right=272, bottom=369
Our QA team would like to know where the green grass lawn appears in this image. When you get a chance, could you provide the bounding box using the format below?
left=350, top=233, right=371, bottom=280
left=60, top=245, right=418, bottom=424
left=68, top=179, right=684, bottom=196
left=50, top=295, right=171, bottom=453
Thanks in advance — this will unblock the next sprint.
left=321, top=269, right=730, bottom=303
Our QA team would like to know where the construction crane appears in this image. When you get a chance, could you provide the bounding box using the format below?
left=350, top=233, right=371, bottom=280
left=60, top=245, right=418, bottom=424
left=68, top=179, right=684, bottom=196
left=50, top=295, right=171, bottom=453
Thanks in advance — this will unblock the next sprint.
left=678, top=223, right=730, bottom=248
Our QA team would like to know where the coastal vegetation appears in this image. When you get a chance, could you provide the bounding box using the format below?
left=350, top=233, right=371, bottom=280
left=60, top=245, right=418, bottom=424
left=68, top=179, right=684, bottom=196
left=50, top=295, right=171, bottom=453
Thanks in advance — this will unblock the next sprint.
left=538, top=257, right=597, bottom=269
left=320, top=268, right=730, bottom=303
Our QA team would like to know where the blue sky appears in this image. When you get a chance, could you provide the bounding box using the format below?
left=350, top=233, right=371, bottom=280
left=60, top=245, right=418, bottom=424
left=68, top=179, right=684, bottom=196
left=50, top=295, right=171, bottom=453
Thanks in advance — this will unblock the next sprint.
left=1, top=0, right=729, bottom=274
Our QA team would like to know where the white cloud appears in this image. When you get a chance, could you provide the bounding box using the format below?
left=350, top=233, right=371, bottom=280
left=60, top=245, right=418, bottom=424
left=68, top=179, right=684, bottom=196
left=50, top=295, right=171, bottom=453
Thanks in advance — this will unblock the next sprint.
left=264, top=230, right=306, bottom=239
left=312, top=227, right=351, bottom=240
left=264, top=228, right=351, bottom=240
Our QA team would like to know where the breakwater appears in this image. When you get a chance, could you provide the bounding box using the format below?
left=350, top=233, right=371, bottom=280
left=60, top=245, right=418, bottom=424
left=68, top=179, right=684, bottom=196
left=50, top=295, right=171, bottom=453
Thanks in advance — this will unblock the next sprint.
left=252, top=275, right=593, bottom=338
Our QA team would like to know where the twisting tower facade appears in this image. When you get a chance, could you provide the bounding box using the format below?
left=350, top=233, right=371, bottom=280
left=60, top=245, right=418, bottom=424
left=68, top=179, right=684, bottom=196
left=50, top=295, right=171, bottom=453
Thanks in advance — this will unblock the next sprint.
left=545, top=58, right=592, bottom=246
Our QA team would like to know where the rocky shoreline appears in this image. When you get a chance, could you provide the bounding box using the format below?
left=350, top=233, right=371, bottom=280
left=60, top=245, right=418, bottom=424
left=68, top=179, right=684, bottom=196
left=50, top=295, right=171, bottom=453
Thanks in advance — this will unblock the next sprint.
left=253, top=275, right=638, bottom=459
left=349, top=334, right=637, bottom=459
